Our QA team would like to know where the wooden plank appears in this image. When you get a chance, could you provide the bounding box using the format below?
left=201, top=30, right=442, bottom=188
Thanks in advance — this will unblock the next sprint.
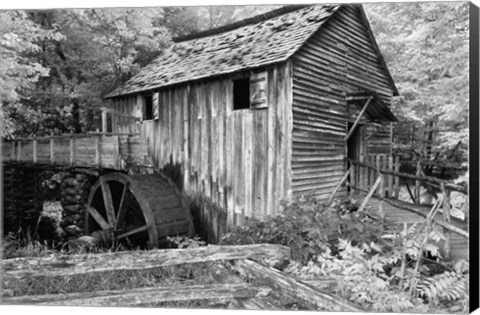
left=16, top=141, right=21, bottom=162
left=327, top=166, right=353, bottom=204
left=388, top=155, right=393, bottom=197
left=266, top=67, right=276, bottom=216
left=234, top=259, right=363, bottom=312
left=358, top=176, right=382, bottom=212
left=3, top=244, right=291, bottom=280
left=32, top=139, right=38, bottom=163
left=393, top=155, right=400, bottom=198
left=244, top=111, right=253, bottom=219
left=415, top=161, right=421, bottom=204
left=284, top=61, right=293, bottom=200
left=345, top=97, right=372, bottom=141
left=275, top=65, right=285, bottom=209
left=50, top=137, right=54, bottom=164
left=95, top=135, right=101, bottom=167
left=69, top=137, right=76, bottom=166
left=442, top=183, right=452, bottom=260
left=101, top=109, right=108, bottom=134
left=4, top=283, right=272, bottom=307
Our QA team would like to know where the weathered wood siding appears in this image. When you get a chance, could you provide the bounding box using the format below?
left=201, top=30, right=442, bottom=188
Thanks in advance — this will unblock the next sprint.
left=112, top=63, right=292, bottom=239
left=291, top=5, right=394, bottom=201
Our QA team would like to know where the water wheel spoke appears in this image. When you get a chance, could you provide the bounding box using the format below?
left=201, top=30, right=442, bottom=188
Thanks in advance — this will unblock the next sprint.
left=87, top=206, right=111, bottom=230
left=117, top=224, right=151, bottom=240
left=100, top=178, right=116, bottom=226
left=115, top=184, right=129, bottom=230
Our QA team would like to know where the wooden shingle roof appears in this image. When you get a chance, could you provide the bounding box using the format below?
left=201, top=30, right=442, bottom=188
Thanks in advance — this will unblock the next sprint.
left=105, top=4, right=341, bottom=98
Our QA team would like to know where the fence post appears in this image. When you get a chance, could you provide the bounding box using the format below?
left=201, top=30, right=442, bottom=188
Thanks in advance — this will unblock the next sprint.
left=16, top=141, right=21, bottom=162
left=33, top=138, right=38, bottom=163
left=69, top=136, right=76, bottom=166
left=50, top=136, right=55, bottom=165
left=388, top=155, right=393, bottom=197
left=102, top=109, right=108, bottom=134
left=375, top=155, right=382, bottom=197
left=393, top=156, right=400, bottom=199
left=415, top=161, right=421, bottom=204
left=441, top=182, right=451, bottom=260
left=95, top=135, right=102, bottom=168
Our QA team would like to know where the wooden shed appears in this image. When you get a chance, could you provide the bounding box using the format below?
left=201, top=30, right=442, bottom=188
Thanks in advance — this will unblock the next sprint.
left=104, top=4, right=398, bottom=240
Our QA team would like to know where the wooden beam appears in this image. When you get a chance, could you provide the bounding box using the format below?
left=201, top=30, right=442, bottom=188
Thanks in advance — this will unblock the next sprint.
left=101, top=109, right=108, bottom=134
left=358, top=176, right=382, bottom=212
left=95, top=135, right=101, bottom=167
left=347, top=158, right=467, bottom=194
left=234, top=259, right=363, bottom=312
left=50, top=137, right=54, bottom=164
left=3, top=244, right=291, bottom=281
left=327, top=166, right=353, bottom=204
left=32, top=139, right=38, bottom=163
left=350, top=185, right=469, bottom=239
left=69, top=136, right=76, bottom=166
left=344, top=96, right=373, bottom=141
left=16, top=141, right=21, bottom=162
left=3, top=283, right=271, bottom=307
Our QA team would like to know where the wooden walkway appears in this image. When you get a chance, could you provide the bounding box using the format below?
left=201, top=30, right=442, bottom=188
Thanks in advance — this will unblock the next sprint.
left=366, top=196, right=469, bottom=261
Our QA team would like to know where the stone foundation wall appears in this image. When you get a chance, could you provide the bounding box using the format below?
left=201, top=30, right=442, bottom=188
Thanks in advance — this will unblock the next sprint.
left=59, top=171, right=99, bottom=240
left=3, top=162, right=102, bottom=241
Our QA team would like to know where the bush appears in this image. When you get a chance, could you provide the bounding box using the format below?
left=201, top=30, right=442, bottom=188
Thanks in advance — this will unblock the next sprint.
left=220, top=196, right=387, bottom=263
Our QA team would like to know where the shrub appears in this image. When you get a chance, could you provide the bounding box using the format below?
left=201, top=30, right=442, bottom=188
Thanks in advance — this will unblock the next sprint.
left=220, top=196, right=387, bottom=263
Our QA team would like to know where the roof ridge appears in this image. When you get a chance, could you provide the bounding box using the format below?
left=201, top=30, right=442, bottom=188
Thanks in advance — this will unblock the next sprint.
left=173, top=4, right=313, bottom=43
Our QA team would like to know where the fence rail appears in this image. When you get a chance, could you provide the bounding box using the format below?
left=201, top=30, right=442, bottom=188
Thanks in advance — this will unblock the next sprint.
left=1, top=244, right=362, bottom=311
left=2, top=133, right=150, bottom=170
left=335, top=154, right=468, bottom=260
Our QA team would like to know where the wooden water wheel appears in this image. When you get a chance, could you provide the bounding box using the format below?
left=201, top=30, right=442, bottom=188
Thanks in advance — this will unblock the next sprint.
left=86, top=172, right=194, bottom=248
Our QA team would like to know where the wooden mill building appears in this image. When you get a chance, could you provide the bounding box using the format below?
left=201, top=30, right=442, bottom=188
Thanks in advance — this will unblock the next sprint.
left=104, top=3, right=399, bottom=237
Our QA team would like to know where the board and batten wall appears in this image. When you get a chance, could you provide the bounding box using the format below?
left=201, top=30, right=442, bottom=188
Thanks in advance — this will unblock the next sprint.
left=290, top=5, right=394, bottom=201
left=111, top=62, right=293, bottom=241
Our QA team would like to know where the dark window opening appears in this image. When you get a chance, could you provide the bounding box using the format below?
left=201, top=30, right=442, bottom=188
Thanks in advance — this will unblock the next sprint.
left=144, top=95, right=153, bottom=120
left=233, top=78, right=250, bottom=110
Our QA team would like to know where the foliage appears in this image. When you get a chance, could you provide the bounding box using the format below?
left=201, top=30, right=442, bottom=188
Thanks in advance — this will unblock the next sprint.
left=365, top=3, right=469, bottom=165
left=0, top=10, right=60, bottom=137
left=221, top=196, right=388, bottom=263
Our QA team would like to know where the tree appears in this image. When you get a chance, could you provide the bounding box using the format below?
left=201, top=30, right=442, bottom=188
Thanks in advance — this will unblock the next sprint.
left=0, top=10, right=60, bottom=137
left=364, top=3, right=469, bottom=167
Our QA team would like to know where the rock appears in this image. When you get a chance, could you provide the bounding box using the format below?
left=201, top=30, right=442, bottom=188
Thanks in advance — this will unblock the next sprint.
left=63, top=204, right=84, bottom=213
left=63, top=224, right=82, bottom=236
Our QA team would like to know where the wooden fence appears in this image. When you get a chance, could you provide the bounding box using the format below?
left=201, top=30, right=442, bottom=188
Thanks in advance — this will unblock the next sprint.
left=1, top=244, right=362, bottom=311
left=327, top=154, right=468, bottom=260
left=2, top=133, right=150, bottom=170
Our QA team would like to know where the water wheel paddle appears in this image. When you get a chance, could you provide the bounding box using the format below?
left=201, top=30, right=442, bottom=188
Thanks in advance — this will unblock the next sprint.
left=86, top=172, right=194, bottom=248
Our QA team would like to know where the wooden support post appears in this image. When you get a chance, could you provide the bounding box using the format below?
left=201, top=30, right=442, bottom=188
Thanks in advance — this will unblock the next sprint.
left=50, top=136, right=55, bottom=165
left=10, top=141, right=15, bottom=160
left=16, top=141, right=21, bottom=162
left=95, top=135, right=101, bottom=167
left=101, top=109, right=108, bottom=134
left=350, top=164, right=356, bottom=197
left=33, top=139, right=38, bottom=163
left=388, top=155, right=394, bottom=197
left=375, top=155, right=382, bottom=196
left=69, top=136, right=76, bottom=166
left=393, top=156, right=400, bottom=199
left=358, top=176, right=382, bottom=212
left=415, top=161, right=421, bottom=204
left=327, top=166, right=353, bottom=204
left=441, top=182, right=452, bottom=260
left=345, top=96, right=373, bottom=141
